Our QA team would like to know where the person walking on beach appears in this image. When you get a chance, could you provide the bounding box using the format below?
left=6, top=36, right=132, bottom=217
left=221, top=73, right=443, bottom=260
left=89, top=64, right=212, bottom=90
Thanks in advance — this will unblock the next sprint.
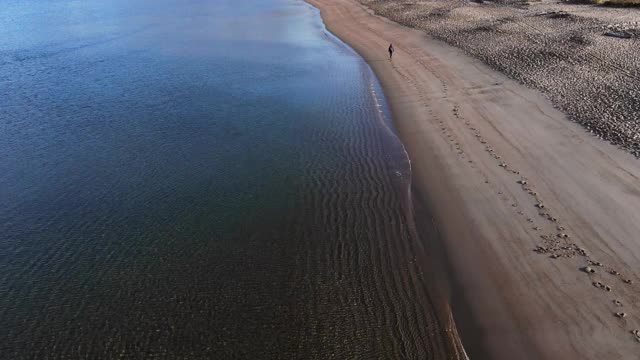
left=388, top=43, right=394, bottom=60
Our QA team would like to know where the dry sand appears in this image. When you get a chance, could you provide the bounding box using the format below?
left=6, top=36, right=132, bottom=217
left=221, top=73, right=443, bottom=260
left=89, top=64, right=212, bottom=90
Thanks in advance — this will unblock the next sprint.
left=307, top=0, right=640, bottom=359
left=361, top=0, right=640, bottom=157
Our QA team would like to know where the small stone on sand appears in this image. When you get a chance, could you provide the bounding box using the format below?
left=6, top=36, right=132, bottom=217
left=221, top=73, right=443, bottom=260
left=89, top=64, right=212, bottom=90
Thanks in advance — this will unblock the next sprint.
left=582, top=266, right=595, bottom=274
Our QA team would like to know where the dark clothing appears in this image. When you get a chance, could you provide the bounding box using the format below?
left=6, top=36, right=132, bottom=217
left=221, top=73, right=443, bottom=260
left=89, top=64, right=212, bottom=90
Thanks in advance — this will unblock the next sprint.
left=388, top=44, right=394, bottom=59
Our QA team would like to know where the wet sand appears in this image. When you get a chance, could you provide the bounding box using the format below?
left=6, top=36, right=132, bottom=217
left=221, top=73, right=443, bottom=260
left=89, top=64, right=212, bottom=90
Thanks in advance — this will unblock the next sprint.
left=307, top=0, right=640, bottom=359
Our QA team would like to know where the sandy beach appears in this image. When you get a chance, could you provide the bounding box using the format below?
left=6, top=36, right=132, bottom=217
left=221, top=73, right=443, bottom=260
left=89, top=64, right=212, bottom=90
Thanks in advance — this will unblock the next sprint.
left=307, top=0, right=640, bottom=359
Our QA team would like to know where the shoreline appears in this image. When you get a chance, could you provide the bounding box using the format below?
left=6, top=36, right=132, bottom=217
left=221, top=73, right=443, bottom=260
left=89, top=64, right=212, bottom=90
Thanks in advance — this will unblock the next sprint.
left=307, top=0, right=640, bottom=359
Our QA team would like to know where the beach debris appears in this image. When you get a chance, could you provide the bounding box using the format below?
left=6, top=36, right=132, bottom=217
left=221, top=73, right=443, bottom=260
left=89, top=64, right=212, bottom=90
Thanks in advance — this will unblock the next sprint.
left=536, top=11, right=572, bottom=19
left=609, top=270, right=620, bottom=276
left=499, top=162, right=507, bottom=168
left=535, top=203, right=545, bottom=209
left=582, top=266, right=596, bottom=274
left=623, top=279, right=633, bottom=284
left=615, top=312, right=626, bottom=319
left=604, top=31, right=632, bottom=39
left=549, top=12, right=571, bottom=20
left=589, top=261, right=604, bottom=267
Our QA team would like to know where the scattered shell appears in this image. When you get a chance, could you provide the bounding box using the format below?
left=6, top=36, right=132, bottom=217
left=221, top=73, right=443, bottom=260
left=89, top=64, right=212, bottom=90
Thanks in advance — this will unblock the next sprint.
left=615, top=312, right=626, bottom=319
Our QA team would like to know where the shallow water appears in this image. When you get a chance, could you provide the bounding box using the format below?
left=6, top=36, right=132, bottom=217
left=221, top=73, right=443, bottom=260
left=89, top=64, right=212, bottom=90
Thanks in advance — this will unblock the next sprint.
left=0, top=0, right=458, bottom=357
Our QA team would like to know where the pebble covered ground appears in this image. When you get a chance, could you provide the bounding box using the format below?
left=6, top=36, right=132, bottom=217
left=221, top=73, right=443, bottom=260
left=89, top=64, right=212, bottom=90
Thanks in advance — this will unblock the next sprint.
left=359, top=0, right=640, bottom=157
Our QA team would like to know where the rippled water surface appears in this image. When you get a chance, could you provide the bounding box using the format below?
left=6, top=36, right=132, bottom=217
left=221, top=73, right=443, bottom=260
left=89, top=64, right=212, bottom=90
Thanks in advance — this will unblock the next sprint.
left=0, top=0, right=460, bottom=358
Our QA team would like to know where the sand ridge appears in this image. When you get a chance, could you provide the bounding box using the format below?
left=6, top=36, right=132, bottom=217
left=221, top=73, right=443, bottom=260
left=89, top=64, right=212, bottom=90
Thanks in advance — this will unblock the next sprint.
left=306, top=0, right=640, bottom=359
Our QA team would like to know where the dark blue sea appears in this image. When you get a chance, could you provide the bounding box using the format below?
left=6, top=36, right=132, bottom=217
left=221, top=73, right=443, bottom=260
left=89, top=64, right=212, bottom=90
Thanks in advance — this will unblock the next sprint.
left=0, top=0, right=459, bottom=357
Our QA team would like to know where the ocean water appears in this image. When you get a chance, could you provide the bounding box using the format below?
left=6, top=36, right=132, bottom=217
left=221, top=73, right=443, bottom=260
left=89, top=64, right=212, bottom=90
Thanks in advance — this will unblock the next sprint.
left=0, top=0, right=461, bottom=358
